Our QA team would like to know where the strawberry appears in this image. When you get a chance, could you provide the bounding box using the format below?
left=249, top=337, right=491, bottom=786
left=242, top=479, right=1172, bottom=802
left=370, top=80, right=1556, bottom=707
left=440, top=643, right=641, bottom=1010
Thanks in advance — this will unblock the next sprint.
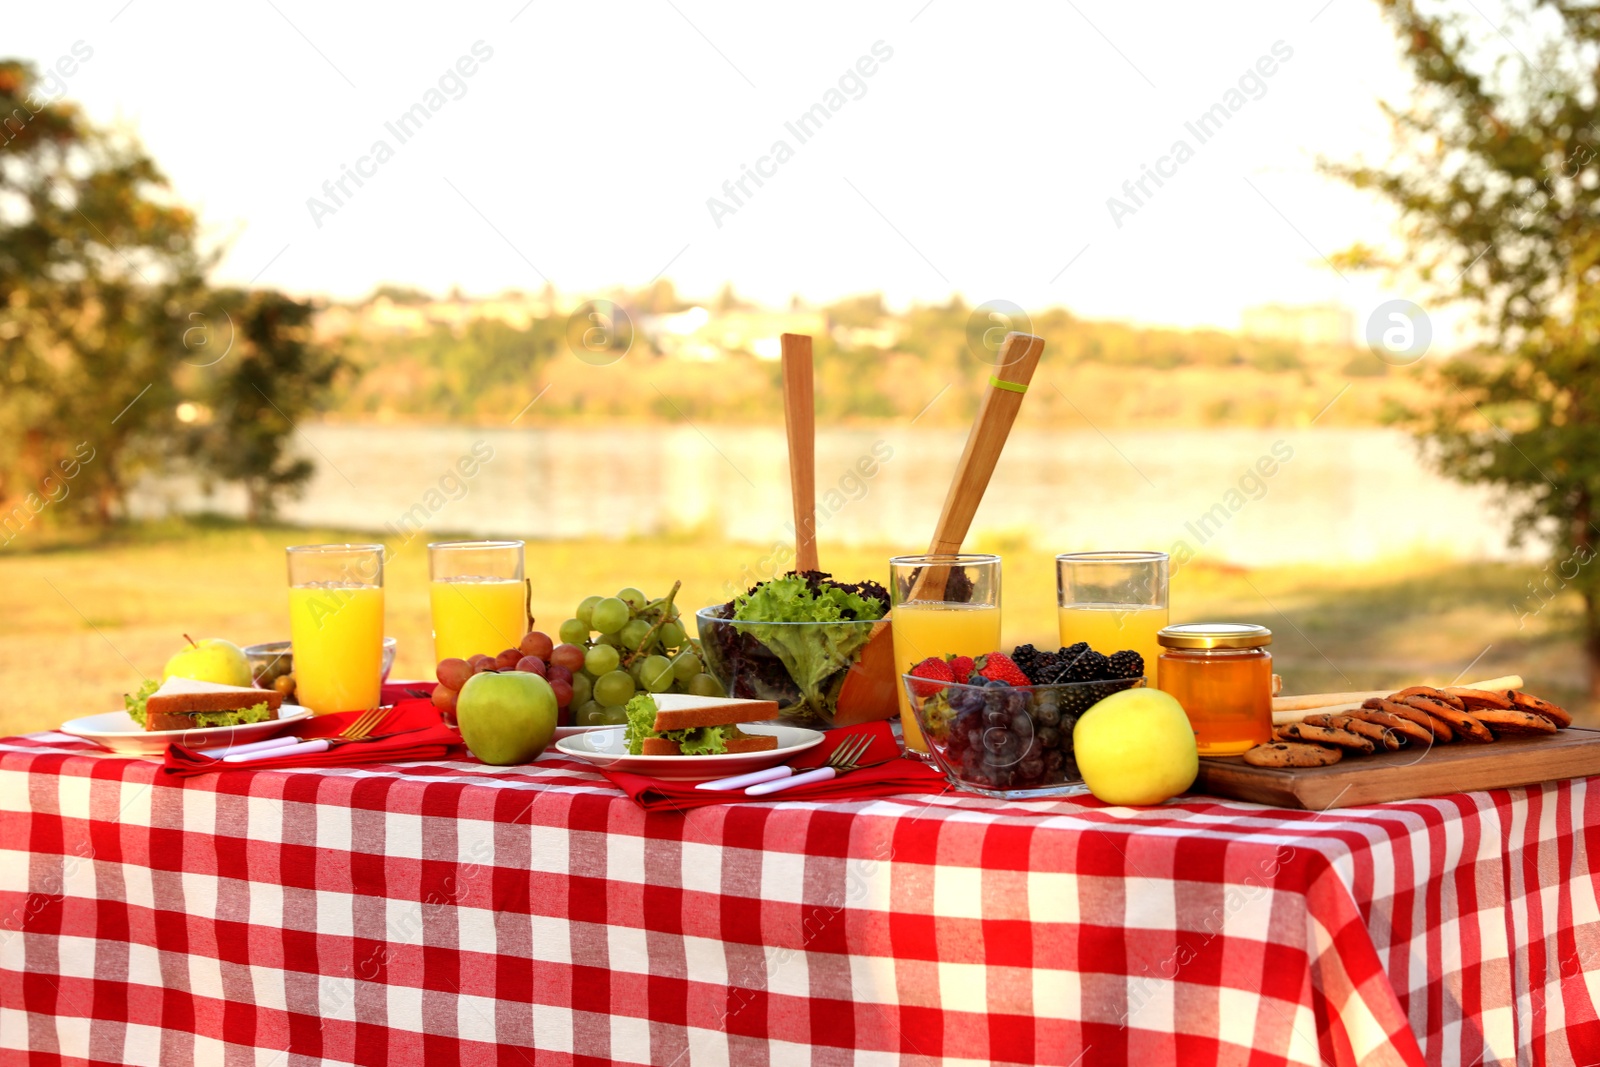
left=973, top=651, right=1029, bottom=687
left=945, top=655, right=975, bottom=683
left=909, top=656, right=955, bottom=697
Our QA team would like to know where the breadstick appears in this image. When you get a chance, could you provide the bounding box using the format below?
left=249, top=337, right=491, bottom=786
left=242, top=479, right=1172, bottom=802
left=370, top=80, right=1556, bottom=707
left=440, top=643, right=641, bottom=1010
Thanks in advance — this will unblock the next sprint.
left=1271, top=675, right=1522, bottom=717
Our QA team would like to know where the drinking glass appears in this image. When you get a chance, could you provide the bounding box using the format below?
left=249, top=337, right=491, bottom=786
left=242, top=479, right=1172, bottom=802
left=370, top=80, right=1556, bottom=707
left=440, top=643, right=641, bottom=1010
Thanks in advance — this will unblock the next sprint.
left=890, top=553, right=1002, bottom=755
left=287, top=544, right=385, bottom=714
left=429, top=540, right=527, bottom=662
left=1056, top=550, right=1168, bottom=677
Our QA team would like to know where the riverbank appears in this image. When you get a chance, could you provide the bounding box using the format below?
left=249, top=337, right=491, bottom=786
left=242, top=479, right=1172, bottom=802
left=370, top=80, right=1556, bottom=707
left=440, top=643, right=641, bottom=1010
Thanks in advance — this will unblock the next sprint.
left=0, top=518, right=1588, bottom=738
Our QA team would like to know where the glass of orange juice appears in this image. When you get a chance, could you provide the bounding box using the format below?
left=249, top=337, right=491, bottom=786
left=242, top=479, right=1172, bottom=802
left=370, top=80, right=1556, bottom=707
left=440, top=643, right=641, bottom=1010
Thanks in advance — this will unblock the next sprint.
left=1056, top=550, right=1168, bottom=678
left=287, top=543, right=385, bottom=714
left=890, top=553, right=1002, bottom=756
left=428, top=540, right=527, bottom=662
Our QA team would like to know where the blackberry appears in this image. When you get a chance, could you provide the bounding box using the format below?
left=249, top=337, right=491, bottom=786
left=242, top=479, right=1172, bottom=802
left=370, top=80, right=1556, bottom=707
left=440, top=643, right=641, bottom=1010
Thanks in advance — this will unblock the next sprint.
left=1011, top=643, right=1048, bottom=682
left=1107, top=650, right=1145, bottom=680
left=1061, top=649, right=1110, bottom=682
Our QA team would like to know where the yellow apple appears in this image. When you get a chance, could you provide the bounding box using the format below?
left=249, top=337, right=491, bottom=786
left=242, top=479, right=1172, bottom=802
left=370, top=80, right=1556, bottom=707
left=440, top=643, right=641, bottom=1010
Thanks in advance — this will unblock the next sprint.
left=1073, top=687, right=1198, bottom=805
left=162, top=637, right=252, bottom=688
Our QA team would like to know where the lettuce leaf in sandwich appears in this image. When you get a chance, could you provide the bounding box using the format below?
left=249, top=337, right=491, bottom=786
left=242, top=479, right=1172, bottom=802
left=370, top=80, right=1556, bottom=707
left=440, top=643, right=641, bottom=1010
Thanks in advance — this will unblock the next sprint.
left=124, top=679, right=159, bottom=728
left=623, top=693, right=733, bottom=756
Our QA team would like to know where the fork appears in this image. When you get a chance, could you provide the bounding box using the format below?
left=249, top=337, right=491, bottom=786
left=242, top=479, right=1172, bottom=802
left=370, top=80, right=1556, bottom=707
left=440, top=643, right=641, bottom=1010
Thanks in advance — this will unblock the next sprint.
left=695, top=733, right=874, bottom=792
left=741, top=735, right=880, bottom=796
left=219, top=707, right=389, bottom=763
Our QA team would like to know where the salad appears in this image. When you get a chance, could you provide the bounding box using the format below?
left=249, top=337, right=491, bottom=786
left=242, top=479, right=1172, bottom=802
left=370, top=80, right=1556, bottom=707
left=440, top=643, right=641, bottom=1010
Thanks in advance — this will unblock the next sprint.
left=697, top=571, right=891, bottom=726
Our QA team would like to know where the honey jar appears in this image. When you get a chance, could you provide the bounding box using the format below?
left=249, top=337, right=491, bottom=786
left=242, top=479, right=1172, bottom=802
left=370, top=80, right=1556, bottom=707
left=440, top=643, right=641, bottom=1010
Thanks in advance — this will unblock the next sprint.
left=1156, top=623, right=1273, bottom=756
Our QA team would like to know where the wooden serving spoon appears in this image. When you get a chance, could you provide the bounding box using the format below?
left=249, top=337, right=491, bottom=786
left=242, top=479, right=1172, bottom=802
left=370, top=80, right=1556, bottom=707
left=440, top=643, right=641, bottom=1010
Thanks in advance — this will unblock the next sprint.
left=894, top=330, right=1046, bottom=606
left=845, top=332, right=1047, bottom=731
left=780, top=332, right=819, bottom=573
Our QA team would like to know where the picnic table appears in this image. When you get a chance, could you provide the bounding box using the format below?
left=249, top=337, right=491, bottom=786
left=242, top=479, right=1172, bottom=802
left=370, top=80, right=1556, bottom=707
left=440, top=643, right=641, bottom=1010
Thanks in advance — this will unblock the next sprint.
left=3, top=725, right=1598, bottom=1066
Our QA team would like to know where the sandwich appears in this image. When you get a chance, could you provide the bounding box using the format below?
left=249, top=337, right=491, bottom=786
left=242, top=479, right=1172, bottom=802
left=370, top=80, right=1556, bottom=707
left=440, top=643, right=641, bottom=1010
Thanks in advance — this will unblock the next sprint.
left=125, top=677, right=284, bottom=732
left=624, top=692, right=780, bottom=755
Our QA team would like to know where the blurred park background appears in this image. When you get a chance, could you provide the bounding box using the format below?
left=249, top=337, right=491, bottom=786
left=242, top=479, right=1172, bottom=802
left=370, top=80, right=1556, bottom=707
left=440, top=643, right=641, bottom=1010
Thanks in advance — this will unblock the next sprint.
left=4, top=0, right=1599, bottom=735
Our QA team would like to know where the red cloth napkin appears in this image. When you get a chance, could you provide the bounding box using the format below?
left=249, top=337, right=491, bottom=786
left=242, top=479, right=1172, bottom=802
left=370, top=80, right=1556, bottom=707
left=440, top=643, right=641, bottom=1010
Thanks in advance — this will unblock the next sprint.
left=162, top=698, right=462, bottom=776
left=598, top=721, right=949, bottom=811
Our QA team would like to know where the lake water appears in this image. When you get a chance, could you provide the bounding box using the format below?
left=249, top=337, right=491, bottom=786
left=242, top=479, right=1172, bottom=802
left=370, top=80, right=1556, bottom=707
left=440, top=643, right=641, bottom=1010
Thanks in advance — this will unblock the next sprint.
left=130, top=424, right=1528, bottom=564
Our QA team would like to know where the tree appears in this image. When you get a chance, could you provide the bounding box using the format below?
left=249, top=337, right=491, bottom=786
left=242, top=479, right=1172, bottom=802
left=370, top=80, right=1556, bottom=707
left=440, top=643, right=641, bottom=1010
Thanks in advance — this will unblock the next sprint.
left=1328, top=0, right=1600, bottom=700
left=0, top=59, right=205, bottom=524
left=182, top=290, right=346, bottom=522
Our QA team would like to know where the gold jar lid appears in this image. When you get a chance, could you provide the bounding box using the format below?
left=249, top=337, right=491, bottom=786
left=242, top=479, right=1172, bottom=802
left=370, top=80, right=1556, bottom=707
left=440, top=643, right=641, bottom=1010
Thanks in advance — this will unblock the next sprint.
left=1157, top=622, right=1272, bottom=650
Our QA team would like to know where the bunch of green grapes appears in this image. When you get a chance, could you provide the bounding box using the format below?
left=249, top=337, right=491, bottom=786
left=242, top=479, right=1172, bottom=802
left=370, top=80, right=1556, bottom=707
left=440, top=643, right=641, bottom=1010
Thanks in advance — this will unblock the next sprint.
left=549, top=581, right=725, bottom=726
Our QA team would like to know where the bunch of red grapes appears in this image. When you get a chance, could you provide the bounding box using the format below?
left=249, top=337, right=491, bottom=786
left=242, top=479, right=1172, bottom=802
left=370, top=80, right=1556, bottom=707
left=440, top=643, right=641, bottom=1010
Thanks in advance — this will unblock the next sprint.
left=431, top=625, right=587, bottom=724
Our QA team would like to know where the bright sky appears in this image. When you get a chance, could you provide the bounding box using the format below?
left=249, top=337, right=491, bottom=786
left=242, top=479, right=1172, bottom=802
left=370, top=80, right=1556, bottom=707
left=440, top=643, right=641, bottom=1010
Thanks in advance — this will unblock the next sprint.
left=12, top=1, right=1453, bottom=337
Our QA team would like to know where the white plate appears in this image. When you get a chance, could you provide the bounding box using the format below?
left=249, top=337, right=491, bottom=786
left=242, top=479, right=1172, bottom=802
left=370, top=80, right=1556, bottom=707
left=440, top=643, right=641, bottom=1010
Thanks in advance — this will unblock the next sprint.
left=553, top=723, right=823, bottom=780
left=60, top=706, right=313, bottom=757
left=554, top=723, right=614, bottom=740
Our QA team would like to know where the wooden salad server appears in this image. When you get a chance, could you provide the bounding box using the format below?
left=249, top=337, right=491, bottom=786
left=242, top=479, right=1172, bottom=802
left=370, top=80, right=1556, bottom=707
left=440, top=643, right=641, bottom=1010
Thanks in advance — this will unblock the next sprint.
left=895, top=330, right=1046, bottom=605
left=849, top=332, right=1047, bottom=725
left=780, top=333, right=820, bottom=573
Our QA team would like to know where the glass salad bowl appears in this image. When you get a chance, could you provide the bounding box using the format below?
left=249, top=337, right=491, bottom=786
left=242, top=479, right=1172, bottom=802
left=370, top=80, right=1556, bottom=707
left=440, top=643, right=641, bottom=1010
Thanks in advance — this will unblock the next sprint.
left=696, top=608, right=898, bottom=729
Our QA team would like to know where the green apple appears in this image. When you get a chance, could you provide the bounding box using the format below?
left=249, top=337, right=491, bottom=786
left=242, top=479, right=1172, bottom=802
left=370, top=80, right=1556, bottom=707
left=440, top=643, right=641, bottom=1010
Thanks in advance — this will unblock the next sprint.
left=1073, top=687, right=1198, bottom=805
left=457, top=670, right=558, bottom=765
left=162, top=637, right=252, bottom=688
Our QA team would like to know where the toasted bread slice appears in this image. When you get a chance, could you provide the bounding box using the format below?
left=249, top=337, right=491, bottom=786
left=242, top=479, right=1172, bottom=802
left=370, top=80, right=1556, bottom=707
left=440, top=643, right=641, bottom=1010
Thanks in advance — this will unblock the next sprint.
left=640, top=733, right=778, bottom=756
left=648, top=693, right=779, bottom=733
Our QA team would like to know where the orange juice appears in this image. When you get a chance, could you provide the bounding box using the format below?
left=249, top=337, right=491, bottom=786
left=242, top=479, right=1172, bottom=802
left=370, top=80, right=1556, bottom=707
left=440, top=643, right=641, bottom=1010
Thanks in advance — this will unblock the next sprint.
left=892, top=602, right=1002, bottom=752
left=289, top=583, right=384, bottom=713
left=1058, top=603, right=1167, bottom=678
left=430, top=577, right=526, bottom=662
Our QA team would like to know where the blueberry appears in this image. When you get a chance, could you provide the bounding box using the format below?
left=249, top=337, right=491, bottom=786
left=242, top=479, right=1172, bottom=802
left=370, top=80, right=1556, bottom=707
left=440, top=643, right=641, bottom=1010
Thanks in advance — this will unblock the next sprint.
left=1037, top=726, right=1060, bottom=749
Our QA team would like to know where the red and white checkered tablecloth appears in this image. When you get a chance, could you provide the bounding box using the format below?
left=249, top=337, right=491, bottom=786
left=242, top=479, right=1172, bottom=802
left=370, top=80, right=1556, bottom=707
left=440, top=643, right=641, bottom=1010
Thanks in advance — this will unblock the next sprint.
left=3, top=729, right=1599, bottom=1067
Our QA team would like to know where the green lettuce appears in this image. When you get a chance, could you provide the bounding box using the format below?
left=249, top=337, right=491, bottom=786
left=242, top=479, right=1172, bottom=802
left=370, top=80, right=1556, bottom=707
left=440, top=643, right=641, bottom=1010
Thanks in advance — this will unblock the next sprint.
left=623, top=692, right=731, bottom=755
left=185, top=704, right=273, bottom=728
left=730, top=575, right=886, bottom=718
left=124, top=679, right=159, bottom=727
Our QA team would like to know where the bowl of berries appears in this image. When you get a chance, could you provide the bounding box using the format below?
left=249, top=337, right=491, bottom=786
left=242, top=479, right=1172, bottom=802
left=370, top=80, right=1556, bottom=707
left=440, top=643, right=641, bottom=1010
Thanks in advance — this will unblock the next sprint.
left=903, top=643, right=1147, bottom=800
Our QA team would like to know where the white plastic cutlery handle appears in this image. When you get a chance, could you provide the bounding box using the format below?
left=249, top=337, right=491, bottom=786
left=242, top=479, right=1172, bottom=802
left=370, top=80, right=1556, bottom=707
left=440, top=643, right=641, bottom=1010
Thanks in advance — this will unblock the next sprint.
left=745, top=766, right=838, bottom=796
left=696, top=765, right=793, bottom=791
left=221, top=738, right=331, bottom=763
left=210, top=735, right=301, bottom=759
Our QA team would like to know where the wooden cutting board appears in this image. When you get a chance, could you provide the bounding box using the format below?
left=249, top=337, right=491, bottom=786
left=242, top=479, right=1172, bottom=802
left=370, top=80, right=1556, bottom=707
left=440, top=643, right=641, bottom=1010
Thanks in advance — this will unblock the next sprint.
left=1193, top=727, right=1600, bottom=809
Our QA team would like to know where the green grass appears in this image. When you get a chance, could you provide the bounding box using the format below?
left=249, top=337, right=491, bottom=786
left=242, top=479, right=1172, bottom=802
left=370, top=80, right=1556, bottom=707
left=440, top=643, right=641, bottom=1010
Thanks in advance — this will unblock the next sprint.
left=0, top=519, right=1592, bottom=738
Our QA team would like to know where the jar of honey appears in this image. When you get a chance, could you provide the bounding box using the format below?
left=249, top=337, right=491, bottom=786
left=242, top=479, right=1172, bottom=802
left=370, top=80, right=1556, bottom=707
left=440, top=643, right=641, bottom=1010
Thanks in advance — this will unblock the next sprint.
left=1156, top=623, right=1273, bottom=756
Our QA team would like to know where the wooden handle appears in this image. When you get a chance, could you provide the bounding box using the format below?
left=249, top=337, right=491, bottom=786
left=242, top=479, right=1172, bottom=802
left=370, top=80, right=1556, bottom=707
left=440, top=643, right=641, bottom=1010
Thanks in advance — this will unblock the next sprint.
left=927, top=332, right=1045, bottom=555
left=903, top=332, right=1045, bottom=603
left=781, top=333, right=819, bottom=573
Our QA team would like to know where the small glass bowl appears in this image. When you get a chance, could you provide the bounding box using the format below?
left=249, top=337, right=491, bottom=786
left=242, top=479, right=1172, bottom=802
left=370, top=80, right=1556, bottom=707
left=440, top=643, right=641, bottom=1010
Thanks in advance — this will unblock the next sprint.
left=244, top=638, right=397, bottom=690
left=903, top=674, right=1145, bottom=800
